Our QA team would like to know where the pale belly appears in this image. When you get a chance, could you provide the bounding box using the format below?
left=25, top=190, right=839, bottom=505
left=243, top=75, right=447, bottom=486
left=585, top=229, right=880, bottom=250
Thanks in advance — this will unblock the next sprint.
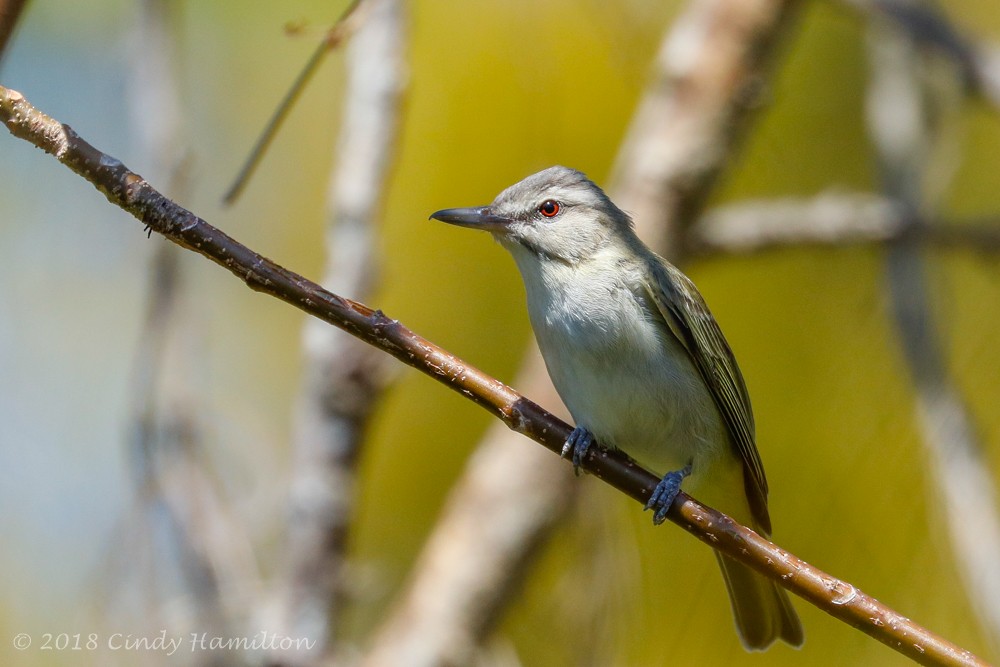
left=529, top=284, right=730, bottom=479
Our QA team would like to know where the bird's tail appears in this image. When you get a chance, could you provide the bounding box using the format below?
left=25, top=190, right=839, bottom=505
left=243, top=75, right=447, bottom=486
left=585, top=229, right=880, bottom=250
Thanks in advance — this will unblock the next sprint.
left=715, top=552, right=804, bottom=651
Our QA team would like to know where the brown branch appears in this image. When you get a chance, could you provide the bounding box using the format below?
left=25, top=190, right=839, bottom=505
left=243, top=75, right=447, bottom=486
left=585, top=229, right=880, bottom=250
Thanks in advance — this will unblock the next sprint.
left=0, top=85, right=991, bottom=667
left=263, top=0, right=406, bottom=664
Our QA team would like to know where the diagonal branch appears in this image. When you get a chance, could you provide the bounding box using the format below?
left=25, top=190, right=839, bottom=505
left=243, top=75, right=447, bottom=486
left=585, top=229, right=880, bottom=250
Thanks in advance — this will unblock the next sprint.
left=0, top=84, right=990, bottom=667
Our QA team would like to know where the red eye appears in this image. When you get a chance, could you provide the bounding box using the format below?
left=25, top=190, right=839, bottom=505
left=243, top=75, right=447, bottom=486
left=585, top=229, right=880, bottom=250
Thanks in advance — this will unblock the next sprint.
left=539, top=200, right=560, bottom=217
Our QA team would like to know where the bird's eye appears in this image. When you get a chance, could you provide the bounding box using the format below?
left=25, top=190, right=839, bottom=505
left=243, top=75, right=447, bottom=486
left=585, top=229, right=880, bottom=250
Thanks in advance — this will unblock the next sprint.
left=539, top=200, right=561, bottom=218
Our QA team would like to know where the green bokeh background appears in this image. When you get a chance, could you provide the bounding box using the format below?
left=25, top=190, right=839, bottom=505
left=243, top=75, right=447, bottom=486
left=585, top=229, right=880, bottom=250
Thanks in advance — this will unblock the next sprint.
left=1, top=1, right=999, bottom=665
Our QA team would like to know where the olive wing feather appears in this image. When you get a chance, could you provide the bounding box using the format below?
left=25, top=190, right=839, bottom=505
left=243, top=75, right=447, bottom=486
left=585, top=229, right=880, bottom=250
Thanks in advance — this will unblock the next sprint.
left=642, top=259, right=771, bottom=534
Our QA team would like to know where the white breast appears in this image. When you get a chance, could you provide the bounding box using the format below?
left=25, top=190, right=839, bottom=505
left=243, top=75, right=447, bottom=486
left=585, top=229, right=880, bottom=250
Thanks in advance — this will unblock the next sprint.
left=509, top=245, right=728, bottom=476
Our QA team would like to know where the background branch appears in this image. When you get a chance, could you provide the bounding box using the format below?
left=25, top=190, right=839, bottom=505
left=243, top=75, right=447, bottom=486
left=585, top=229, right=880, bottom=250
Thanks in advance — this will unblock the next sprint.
left=866, top=7, right=1000, bottom=651
left=841, top=0, right=1000, bottom=111
left=0, top=84, right=989, bottom=667
left=687, top=193, right=1000, bottom=256
left=610, top=0, right=801, bottom=255
left=109, top=0, right=261, bottom=655
left=221, top=0, right=368, bottom=205
left=261, top=0, right=405, bottom=664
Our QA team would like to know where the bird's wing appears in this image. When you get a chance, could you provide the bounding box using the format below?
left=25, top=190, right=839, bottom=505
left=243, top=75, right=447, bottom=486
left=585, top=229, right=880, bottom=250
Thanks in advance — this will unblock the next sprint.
left=642, top=257, right=771, bottom=534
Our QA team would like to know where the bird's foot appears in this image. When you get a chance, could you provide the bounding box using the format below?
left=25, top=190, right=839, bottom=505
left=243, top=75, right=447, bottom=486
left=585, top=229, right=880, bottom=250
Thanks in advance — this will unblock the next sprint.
left=561, top=426, right=595, bottom=476
left=644, top=464, right=692, bottom=525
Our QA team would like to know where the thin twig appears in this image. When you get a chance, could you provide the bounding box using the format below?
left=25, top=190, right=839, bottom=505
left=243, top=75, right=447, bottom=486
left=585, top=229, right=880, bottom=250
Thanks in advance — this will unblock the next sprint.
left=222, top=0, right=368, bottom=205
left=0, top=84, right=989, bottom=667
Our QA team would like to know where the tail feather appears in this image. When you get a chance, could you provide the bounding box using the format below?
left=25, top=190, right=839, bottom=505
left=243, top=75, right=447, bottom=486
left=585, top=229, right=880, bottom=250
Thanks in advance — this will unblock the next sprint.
left=715, top=552, right=804, bottom=651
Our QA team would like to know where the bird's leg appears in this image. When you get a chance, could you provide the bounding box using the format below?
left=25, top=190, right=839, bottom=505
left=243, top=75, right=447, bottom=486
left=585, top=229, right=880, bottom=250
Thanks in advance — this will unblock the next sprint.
left=561, top=426, right=595, bottom=476
left=645, top=463, right=692, bottom=525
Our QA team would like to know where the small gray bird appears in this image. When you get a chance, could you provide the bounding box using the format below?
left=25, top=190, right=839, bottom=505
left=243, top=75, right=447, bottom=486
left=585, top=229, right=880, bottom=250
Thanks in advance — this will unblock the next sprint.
left=431, top=166, right=803, bottom=650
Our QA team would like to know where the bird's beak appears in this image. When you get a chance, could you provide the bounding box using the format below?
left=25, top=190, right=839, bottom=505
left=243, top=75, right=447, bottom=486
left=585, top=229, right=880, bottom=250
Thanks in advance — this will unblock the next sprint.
left=429, top=206, right=512, bottom=232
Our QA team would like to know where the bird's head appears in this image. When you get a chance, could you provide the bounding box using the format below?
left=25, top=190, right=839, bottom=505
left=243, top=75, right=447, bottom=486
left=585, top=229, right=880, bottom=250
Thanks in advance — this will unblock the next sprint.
left=431, top=166, right=632, bottom=264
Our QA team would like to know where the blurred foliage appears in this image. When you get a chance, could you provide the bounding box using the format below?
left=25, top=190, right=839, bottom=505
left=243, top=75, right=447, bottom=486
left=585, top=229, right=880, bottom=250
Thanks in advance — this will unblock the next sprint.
left=1, top=0, right=999, bottom=666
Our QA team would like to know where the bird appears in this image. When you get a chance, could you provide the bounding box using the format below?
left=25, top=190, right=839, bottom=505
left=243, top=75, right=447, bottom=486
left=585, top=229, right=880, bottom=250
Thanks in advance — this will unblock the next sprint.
left=430, top=165, right=803, bottom=650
